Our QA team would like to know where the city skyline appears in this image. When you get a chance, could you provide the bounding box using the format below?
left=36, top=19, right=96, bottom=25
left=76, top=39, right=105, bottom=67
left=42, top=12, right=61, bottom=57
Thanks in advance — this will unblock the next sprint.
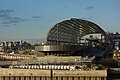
left=0, top=0, right=120, bottom=42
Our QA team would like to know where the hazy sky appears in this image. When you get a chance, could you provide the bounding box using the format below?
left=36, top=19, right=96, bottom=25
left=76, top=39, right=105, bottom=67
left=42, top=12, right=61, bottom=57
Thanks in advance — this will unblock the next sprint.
left=0, top=0, right=120, bottom=41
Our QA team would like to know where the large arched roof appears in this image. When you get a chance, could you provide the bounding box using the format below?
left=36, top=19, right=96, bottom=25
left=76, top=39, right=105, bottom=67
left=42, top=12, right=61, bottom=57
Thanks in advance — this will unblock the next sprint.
left=46, top=18, right=109, bottom=45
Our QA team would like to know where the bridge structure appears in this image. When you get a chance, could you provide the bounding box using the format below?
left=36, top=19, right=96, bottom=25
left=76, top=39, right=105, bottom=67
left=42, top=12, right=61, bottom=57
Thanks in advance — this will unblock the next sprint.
left=35, top=18, right=110, bottom=56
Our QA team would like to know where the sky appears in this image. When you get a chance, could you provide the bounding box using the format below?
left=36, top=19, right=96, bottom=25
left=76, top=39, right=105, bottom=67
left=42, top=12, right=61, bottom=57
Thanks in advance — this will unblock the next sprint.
left=0, top=0, right=120, bottom=43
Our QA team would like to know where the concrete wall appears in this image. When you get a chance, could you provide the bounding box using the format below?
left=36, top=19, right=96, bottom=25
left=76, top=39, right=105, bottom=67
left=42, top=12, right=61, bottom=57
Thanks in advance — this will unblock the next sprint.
left=0, top=68, right=107, bottom=80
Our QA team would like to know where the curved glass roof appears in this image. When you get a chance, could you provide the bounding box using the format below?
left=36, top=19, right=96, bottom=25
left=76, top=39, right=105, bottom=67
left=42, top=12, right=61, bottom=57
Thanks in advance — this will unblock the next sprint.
left=46, top=18, right=109, bottom=45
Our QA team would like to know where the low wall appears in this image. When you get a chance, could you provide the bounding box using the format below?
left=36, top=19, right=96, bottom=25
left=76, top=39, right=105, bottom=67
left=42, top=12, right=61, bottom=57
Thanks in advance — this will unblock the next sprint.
left=0, top=68, right=107, bottom=80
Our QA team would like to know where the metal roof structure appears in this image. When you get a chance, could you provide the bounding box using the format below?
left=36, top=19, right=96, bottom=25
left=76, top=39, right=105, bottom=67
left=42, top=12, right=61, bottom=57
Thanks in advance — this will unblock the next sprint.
left=46, top=18, right=109, bottom=45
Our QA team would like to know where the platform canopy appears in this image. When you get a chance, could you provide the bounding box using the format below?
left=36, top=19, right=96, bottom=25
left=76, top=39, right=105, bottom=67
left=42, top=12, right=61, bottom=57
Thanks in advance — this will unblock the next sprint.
left=46, top=18, right=109, bottom=45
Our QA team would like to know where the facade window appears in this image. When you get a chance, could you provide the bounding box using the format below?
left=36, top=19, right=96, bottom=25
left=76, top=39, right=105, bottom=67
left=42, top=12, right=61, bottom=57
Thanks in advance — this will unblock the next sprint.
left=34, top=77, right=36, bottom=80
left=24, top=77, right=26, bottom=80
left=67, top=77, right=69, bottom=80
left=3, top=77, right=5, bottom=80
left=61, top=77, right=63, bottom=80
left=56, top=77, right=58, bottom=80
left=40, top=77, right=41, bottom=80
left=72, top=77, right=74, bottom=80
left=45, top=77, right=47, bottom=80
left=29, top=77, right=31, bottom=80
left=101, top=77, right=105, bottom=80
left=89, top=77, right=91, bottom=80
left=84, top=77, right=86, bottom=80
left=19, top=76, right=21, bottom=80
left=8, top=77, right=10, bottom=80
left=13, top=77, right=16, bottom=80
